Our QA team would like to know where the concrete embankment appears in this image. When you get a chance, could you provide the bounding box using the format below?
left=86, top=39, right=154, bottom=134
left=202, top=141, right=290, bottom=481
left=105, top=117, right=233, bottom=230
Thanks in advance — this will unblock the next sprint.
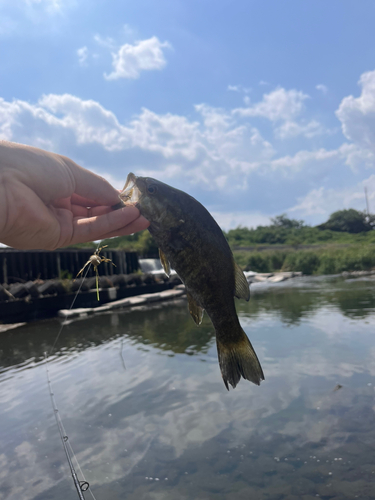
left=0, top=273, right=182, bottom=324
left=244, top=271, right=303, bottom=283
left=59, top=286, right=186, bottom=320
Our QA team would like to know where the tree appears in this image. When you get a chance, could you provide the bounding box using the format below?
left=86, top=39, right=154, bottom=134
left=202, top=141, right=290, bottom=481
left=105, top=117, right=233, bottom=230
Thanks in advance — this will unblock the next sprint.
left=270, top=214, right=305, bottom=229
left=318, top=209, right=372, bottom=233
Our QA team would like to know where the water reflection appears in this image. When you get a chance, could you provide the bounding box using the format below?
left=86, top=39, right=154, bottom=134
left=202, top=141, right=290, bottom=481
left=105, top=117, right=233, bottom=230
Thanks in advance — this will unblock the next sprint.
left=242, top=275, right=375, bottom=324
left=0, top=299, right=215, bottom=374
left=1, top=276, right=375, bottom=499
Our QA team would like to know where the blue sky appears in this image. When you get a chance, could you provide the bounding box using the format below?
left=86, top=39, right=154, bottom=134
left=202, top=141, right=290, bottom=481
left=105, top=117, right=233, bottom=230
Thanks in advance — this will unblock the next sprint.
left=1, top=0, right=375, bottom=229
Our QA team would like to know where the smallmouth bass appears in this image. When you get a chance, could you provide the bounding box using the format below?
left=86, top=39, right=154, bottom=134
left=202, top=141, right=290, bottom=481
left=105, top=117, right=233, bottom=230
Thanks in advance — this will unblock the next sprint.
left=120, top=173, right=264, bottom=390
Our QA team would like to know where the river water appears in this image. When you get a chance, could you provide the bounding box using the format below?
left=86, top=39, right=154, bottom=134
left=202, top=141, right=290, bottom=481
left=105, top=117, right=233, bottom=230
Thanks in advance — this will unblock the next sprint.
left=1, top=276, right=375, bottom=499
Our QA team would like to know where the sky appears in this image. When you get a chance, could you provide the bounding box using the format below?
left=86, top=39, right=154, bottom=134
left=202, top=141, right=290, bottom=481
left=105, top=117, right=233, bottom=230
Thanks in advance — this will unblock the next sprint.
left=1, top=0, right=375, bottom=229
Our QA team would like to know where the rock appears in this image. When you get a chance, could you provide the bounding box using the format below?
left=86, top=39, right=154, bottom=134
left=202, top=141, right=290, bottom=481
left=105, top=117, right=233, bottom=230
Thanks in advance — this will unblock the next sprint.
left=168, top=275, right=182, bottom=286
left=51, top=280, right=67, bottom=295
left=0, top=284, right=13, bottom=301
left=142, top=273, right=156, bottom=285
left=9, top=283, right=29, bottom=299
left=71, top=278, right=90, bottom=292
left=85, top=277, right=98, bottom=289
left=268, top=275, right=287, bottom=283
left=111, top=274, right=127, bottom=288
left=124, top=273, right=143, bottom=286
left=85, top=275, right=113, bottom=289
left=37, top=281, right=58, bottom=296
left=98, top=276, right=113, bottom=289
left=254, top=275, right=269, bottom=282
left=24, top=281, right=40, bottom=298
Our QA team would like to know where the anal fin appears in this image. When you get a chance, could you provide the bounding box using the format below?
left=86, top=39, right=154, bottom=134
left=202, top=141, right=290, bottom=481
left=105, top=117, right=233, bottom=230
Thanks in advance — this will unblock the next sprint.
left=187, top=292, right=204, bottom=325
left=234, top=261, right=250, bottom=301
left=159, top=248, right=171, bottom=277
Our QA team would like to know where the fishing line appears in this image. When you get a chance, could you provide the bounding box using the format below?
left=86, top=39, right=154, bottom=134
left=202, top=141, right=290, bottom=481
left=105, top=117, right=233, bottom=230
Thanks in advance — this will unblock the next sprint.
left=45, top=354, right=93, bottom=500
left=48, top=263, right=92, bottom=357
left=45, top=245, right=101, bottom=500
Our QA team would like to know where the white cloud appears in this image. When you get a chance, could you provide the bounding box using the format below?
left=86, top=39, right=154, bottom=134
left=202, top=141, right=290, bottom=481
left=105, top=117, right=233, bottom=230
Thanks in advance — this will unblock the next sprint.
left=93, top=34, right=116, bottom=50
left=232, top=86, right=326, bottom=140
left=104, top=36, right=171, bottom=80
left=24, top=0, right=65, bottom=13
left=275, top=119, right=328, bottom=139
left=270, top=142, right=375, bottom=176
left=227, top=84, right=251, bottom=93
left=77, top=46, right=88, bottom=65
left=316, top=84, right=328, bottom=94
left=336, top=70, right=375, bottom=153
left=38, top=93, right=133, bottom=149
left=0, top=0, right=76, bottom=36
left=0, top=94, right=275, bottom=189
left=339, top=142, right=375, bottom=171
left=288, top=173, right=375, bottom=217
left=2, top=70, right=375, bottom=205
left=269, top=147, right=341, bottom=173
left=228, top=85, right=240, bottom=92
left=234, top=87, right=309, bottom=122
left=210, top=211, right=271, bottom=230
left=122, top=24, right=137, bottom=38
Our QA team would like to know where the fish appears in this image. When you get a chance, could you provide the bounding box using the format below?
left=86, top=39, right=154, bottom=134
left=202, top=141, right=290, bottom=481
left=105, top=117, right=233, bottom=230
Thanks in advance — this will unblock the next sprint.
left=119, top=173, right=264, bottom=390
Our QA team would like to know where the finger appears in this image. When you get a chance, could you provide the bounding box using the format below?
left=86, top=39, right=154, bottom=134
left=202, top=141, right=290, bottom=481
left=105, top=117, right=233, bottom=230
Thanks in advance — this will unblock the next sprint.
left=70, top=205, right=117, bottom=217
left=96, top=215, right=150, bottom=239
left=70, top=206, right=144, bottom=244
left=62, top=156, right=122, bottom=206
left=70, top=193, right=106, bottom=207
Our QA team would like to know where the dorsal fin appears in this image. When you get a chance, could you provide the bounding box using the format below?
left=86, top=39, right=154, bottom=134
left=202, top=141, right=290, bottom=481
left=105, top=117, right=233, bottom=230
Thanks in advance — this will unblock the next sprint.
left=159, top=248, right=171, bottom=277
left=187, top=292, right=204, bottom=325
left=234, top=261, right=250, bottom=301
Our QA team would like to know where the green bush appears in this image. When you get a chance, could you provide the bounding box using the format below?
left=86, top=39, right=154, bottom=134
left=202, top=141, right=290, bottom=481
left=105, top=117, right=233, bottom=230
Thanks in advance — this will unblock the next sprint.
left=316, top=254, right=337, bottom=275
left=234, top=245, right=375, bottom=275
left=297, top=252, right=320, bottom=274
left=246, top=253, right=271, bottom=273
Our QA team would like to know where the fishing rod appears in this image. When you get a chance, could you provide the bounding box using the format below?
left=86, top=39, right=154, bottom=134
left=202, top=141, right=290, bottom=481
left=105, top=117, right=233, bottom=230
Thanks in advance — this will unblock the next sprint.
left=45, top=259, right=98, bottom=500
left=45, top=355, right=89, bottom=500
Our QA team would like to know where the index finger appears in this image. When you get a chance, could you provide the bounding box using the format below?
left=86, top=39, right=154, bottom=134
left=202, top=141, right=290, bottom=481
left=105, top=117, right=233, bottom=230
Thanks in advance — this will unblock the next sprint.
left=70, top=193, right=109, bottom=208
left=62, top=155, right=121, bottom=207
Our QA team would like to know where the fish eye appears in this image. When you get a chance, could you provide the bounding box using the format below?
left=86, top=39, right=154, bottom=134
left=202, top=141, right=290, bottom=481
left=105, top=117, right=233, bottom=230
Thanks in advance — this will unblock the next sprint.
left=147, top=185, right=157, bottom=194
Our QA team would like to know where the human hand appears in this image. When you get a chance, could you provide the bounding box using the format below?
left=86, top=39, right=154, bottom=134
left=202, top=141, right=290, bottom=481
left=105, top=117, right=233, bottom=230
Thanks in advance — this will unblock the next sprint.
left=0, top=141, right=149, bottom=250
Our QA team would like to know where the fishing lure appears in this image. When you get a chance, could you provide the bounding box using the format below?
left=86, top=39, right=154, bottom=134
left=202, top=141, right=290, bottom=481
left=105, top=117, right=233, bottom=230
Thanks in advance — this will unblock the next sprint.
left=75, top=245, right=115, bottom=300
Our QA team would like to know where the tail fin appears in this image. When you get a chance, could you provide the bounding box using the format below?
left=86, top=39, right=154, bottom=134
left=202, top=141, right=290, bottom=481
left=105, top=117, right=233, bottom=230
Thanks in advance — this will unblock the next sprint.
left=216, top=329, right=264, bottom=390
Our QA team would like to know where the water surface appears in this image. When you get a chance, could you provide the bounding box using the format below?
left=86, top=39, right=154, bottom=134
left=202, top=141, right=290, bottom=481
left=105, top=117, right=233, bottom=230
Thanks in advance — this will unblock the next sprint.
left=1, top=276, right=375, bottom=499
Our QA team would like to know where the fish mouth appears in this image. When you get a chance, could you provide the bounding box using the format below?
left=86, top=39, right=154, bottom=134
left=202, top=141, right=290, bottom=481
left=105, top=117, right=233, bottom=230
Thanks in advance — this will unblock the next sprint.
left=119, top=172, right=142, bottom=205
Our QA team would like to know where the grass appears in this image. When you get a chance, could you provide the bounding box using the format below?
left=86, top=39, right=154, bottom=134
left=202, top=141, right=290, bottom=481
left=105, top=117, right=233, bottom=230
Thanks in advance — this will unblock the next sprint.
left=234, top=245, right=375, bottom=275
left=68, top=217, right=375, bottom=275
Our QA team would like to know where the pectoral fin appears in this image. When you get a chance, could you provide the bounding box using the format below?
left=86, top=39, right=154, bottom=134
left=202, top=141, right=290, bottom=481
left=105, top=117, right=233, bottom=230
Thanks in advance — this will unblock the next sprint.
left=159, top=248, right=171, bottom=277
left=234, top=261, right=250, bottom=301
left=187, top=292, right=204, bottom=325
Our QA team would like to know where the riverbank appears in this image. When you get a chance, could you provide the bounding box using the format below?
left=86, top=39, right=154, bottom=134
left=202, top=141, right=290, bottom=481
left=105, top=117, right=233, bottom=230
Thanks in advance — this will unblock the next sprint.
left=59, top=286, right=186, bottom=320
left=0, top=269, right=306, bottom=324
left=2, top=265, right=373, bottom=325
left=234, top=244, right=375, bottom=275
left=0, top=273, right=181, bottom=324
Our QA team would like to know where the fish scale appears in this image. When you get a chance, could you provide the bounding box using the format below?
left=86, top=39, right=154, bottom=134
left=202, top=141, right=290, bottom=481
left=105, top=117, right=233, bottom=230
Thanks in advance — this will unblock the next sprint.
left=120, top=173, right=264, bottom=390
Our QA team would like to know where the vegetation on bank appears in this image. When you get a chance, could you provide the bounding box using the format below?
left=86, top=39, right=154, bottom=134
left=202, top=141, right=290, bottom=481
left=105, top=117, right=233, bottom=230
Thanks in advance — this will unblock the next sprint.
left=71, top=208, right=375, bottom=275
left=230, top=210, right=375, bottom=274
left=234, top=245, right=375, bottom=275
left=100, top=230, right=159, bottom=256
left=226, top=211, right=375, bottom=247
